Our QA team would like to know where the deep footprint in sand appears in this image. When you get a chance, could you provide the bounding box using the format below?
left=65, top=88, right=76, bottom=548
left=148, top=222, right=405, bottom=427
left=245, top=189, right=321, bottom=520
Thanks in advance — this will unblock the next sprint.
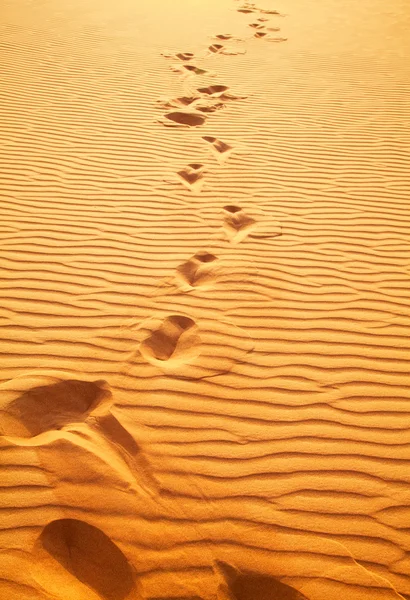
left=177, top=163, right=205, bottom=192
left=160, top=110, right=207, bottom=127
left=215, top=561, right=310, bottom=600
left=222, top=205, right=258, bottom=243
left=139, top=315, right=201, bottom=367
left=0, top=379, right=112, bottom=439
left=202, top=136, right=233, bottom=163
left=32, top=519, right=137, bottom=600
left=175, top=251, right=218, bottom=290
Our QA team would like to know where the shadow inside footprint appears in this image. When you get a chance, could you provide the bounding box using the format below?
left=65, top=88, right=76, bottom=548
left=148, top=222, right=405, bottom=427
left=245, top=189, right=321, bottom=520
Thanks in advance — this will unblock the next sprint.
left=183, top=64, right=210, bottom=75
left=162, top=111, right=206, bottom=127
left=33, top=519, right=136, bottom=600
left=202, top=136, right=233, bottom=163
left=176, top=252, right=218, bottom=289
left=254, top=31, right=268, bottom=38
left=158, top=96, right=199, bottom=109
left=215, top=561, right=310, bottom=600
left=0, top=379, right=111, bottom=439
left=162, top=51, right=194, bottom=61
left=260, top=9, right=282, bottom=14
left=176, top=52, right=194, bottom=60
left=195, top=99, right=225, bottom=113
left=197, top=85, right=246, bottom=101
left=215, top=33, right=233, bottom=40
left=222, top=205, right=257, bottom=244
left=209, top=43, right=224, bottom=53
left=177, top=163, right=205, bottom=191
left=139, top=315, right=201, bottom=366
left=197, top=84, right=230, bottom=96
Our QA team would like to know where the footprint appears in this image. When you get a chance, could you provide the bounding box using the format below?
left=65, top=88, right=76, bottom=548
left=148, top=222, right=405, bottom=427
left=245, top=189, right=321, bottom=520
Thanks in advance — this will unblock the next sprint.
left=139, top=315, right=202, bottom=367
left=197, top=84, right=246, bottom=101
left=194, top=98, right=226, bottom=113
left=157, top=95, right=199, bottom=109
left=202, top=136, right=233, bottom=163
left=177, top=163, right=205, bottom=192
left=170, top=63, right=216, bottom=77
left=127, top=312, right=254, bottom=379
left=237, top=8, right=255, bottom=13
left=266, top=36, right=288, bottom=42
left=198, top=84, right=229, bottom=95
left=157, top=95, right=224, bottom=114
left=175, top=251, right=218, bottom=290
left=209, top=43, right=225, bottom=53
left=254, top=31, right=268, bottom=38
left=0, top=379, right=111, bottom=439
left=249, top=22, right=265, bottom=29
left=160, top=111, right=206, bottom=127
left=222, top=205, right=257, bottom=244
left=214, top=561, right=309, bottom=600
left=162, top=51, right=194, bottom=61
left=259, top=9, right=284, bottom=15
left=214, top=34, right=234, bottom=40
left=183, top=64, right=216, bottom=76
left=32, top=519, right=137, bottom=600
left=207, top=44, right=246, bottom=56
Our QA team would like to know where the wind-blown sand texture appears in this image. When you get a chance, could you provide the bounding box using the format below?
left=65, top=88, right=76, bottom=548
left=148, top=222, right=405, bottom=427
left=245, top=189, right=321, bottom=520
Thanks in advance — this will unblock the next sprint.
left=1, top=0, right=410, bottom=598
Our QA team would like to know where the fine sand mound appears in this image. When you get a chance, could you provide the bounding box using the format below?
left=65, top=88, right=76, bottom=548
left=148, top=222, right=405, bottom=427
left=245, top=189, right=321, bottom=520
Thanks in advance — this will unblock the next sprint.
left=1, top=0, right=410, bottom=599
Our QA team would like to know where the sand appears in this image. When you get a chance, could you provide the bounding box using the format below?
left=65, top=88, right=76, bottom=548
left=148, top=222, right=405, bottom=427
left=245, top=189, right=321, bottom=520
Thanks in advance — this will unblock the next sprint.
left=1, top=0, right=410, bottom=598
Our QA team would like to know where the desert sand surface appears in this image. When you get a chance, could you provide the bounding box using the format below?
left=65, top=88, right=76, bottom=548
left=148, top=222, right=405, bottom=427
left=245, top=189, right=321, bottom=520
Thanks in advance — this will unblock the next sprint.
left=1, top=0, right=410, bottom=598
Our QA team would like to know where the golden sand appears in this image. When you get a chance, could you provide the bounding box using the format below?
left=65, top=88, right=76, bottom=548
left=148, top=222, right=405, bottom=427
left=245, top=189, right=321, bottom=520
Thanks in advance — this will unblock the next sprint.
left=1, top=0, right=410, bottom=598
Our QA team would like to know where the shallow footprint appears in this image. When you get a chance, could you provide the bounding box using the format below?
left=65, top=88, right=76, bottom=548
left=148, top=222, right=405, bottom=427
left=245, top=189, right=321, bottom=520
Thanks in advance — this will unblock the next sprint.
left=162, top=51, right=194, bottom=61
left=254, top=31, right=268, bottom=38
left=202, top=136, right=233, bottom=163
left=177, top=163, right=205, bottom=192
left=207, top=43, right=246, bottom=56
left=183, top=64, right=216, bottom=76
left=194, top=98, right=225, bottom=113
left=197, top=84, right=246, bottom=101
left=215, top=561, right=310, bottom=600
left=222, top=205, right=257, bottom=244
left=139, top=315, right=201, bottom=367
left=157, top=95, right=199, bottom=110
left=259, top=8, right=283, bottom=15
left=175, top=251, right=218, bottom=290
left=160, top=111, right=206, bottom=127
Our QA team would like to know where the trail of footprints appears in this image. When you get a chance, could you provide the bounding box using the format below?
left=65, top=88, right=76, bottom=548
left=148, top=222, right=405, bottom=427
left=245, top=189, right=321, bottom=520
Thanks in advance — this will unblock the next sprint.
left=0, top=3, right=293, bottom=599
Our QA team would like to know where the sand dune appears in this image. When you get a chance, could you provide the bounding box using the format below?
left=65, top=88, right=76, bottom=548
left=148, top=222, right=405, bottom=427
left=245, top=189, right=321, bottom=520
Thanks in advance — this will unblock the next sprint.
left=1, top=0, right=410, bottom=598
